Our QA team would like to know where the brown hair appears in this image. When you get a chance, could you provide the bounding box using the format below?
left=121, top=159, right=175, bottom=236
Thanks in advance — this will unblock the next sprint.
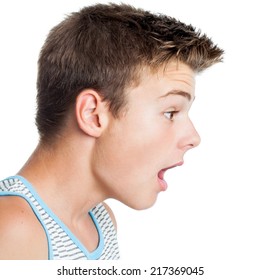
left=36, top=3, right=223, bottom=142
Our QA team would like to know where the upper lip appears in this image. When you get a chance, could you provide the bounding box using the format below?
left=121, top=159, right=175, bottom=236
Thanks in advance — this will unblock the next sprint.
left=161, top=161, right=184, bottom=172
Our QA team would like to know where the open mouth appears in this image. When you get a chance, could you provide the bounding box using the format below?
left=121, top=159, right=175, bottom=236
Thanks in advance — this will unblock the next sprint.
left=157, top=161, right=184, bottom=191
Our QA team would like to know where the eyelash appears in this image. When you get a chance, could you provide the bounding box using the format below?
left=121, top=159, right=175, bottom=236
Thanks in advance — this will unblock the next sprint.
left=164, top=110, right=179, bottom=121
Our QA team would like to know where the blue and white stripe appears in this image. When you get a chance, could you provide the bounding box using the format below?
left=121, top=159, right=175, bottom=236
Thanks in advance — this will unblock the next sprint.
left=0, top=176, right=120, bottom=260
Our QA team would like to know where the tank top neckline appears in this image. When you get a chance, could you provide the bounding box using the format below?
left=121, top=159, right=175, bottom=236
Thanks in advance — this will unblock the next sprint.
left=10, top=175, right=104, bottom=259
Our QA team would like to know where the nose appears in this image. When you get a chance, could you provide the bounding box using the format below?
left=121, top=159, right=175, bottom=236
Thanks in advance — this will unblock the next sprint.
left=181, top=120, right=201, bottom=151
left=191, top=122, right=201, bottom=148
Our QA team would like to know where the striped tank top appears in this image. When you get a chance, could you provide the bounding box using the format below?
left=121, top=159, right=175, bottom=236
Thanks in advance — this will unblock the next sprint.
left=0, top=176, right=120, bottom=260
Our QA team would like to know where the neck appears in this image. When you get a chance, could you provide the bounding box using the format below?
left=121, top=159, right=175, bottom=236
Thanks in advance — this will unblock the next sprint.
left=18, top=138, right=107, bottom=223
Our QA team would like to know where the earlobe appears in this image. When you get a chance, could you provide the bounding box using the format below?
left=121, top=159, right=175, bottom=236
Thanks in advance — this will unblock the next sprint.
left=76, top=90, right=105, bottom=138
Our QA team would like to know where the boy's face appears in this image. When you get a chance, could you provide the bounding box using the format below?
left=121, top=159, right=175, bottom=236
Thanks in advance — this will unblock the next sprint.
left=94, top=61, right=200, bottom=210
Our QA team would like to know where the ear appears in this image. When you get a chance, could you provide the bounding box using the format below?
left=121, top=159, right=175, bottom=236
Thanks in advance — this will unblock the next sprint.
left=75, top=89, right=108, bottom=138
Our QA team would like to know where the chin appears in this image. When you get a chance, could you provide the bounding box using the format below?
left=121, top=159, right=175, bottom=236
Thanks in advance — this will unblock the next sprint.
left=124, top=194, right=158, bottom=211
left=112, top=180, right=161, bottom=210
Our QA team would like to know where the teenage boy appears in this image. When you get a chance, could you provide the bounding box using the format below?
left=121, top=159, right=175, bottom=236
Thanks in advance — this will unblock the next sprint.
left=0, top=3, right=223, bottom=259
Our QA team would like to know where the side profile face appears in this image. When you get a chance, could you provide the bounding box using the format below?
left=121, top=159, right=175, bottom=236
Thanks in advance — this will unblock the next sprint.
left=93, top=61, right=201, bottom=210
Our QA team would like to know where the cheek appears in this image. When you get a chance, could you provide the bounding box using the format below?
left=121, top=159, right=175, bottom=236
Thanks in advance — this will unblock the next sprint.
left=123, top=125, right=163, bottom=160
left=95, top=121, right=160, bottom=180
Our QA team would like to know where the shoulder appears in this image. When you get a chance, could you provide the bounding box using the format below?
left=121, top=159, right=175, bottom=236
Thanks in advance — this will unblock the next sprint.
left=0, top=196, right=48, bottom=259
left=102, top=201, right=117, bottom=230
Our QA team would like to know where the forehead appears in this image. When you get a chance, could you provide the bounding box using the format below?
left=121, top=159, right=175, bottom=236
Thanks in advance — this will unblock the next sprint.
left=127, top=61, right=196, bottom=101
left=162, top=62, right=195, bottom=81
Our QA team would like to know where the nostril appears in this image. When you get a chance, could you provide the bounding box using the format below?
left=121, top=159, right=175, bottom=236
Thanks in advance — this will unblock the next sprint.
left=187, top=134, right=200, bottom=150
left=191, top=128, right=201, bottom=148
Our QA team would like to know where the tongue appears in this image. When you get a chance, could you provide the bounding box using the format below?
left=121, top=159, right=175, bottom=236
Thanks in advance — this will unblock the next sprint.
left=158, top=169, right=166, bottom=180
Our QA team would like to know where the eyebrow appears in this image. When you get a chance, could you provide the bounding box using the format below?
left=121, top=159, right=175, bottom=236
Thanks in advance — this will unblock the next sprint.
left=159, top=90, right=192, bottom=101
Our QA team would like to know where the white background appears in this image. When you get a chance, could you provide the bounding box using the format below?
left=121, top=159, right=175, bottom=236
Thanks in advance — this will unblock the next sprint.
left=0, top=1, right=259, bottom=279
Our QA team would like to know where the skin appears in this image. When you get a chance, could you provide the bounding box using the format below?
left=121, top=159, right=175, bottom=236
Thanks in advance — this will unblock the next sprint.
left=0, top=60, right=200, bottom=259
left=93, top=62, right=201, bottom=210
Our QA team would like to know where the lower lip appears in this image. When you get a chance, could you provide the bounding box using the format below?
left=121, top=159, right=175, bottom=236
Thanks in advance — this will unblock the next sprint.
left=158, top=177, right=168, bottom=191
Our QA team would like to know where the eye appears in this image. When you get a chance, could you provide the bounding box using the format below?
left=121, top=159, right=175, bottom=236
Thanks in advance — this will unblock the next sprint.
left=164, top=110, right=178, bottom=121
